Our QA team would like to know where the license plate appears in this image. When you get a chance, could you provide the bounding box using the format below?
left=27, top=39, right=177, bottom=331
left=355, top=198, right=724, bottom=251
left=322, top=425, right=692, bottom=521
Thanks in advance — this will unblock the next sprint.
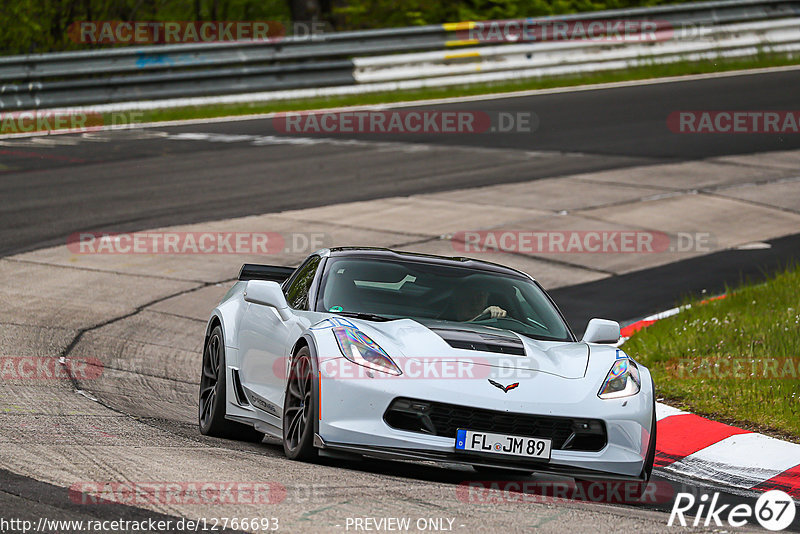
left=455, top=429, right=551, bottom=460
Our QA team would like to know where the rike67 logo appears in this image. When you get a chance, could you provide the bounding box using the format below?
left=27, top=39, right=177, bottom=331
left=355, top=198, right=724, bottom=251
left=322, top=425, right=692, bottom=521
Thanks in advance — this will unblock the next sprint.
left=669, top=490, right=796, bottom=531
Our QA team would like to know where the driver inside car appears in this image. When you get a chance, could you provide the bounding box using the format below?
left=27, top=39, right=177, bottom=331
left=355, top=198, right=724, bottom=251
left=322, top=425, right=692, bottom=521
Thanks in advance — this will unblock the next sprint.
left=452, top=287, right=507, bottom=322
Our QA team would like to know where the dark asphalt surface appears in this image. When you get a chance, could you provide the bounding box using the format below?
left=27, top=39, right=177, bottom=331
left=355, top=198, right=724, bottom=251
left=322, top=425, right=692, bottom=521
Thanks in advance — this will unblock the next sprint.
left=2, top=68, right=800, bottom=258
left=278, top=68, right=800, bottom=157
left=0, top=468, right=238, bottom=534
left=554, top=232, right=800, bottom=335
left=2, top=68, right=800, bottom=531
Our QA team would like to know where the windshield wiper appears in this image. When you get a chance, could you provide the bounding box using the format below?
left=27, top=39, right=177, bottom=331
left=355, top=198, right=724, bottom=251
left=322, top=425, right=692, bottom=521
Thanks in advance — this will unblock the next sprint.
left=333, top=311, right=394, bottom=322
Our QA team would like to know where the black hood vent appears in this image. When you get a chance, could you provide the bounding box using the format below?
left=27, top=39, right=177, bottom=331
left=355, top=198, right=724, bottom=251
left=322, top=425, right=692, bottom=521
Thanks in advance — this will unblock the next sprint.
left=430, top=327, right=525, bottom=356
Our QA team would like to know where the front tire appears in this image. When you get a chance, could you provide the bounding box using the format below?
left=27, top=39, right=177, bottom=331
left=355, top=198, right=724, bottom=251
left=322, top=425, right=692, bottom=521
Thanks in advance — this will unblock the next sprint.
left=282, top=347, right=318, bottom=461
left=574, top=390, right=657, bottom=503
left=623, top=391, right=658, bottom=502
left=641, top=390, right=657, bottom=482
left=198, top=325, right=264, bottom=442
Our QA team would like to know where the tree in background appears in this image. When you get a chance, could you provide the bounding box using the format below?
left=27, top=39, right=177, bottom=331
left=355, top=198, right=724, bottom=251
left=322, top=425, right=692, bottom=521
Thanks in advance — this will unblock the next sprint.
left=0, top=0, right=694, bottom=55
left=0, top=0, right=290, bottom=55
left=288, top=0, right=331, bottom=22
left=332, top=0, right=689, bottom=29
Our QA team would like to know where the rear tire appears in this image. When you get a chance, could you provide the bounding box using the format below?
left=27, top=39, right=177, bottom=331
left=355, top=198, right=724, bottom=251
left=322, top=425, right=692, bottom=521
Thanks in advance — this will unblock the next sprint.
left=198, top=325, right=265, bottom=442
left=282, top=347, right=318, bottom=462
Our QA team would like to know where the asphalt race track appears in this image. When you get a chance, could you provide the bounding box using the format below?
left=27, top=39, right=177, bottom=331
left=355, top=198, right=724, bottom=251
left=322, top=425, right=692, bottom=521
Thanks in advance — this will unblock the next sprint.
left=3, top=68, right=800, bottom=258
left=2, top=68, right=800, bottom=532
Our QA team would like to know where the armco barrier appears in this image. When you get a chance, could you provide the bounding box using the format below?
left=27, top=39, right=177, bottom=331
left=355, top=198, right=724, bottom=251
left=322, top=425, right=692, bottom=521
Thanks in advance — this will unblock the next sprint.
left=1, top=0, right=799, bottom=111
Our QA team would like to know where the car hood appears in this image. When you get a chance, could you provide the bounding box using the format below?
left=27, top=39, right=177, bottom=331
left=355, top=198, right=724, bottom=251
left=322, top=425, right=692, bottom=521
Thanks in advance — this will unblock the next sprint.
left=333, top=317, right=589, bottom=380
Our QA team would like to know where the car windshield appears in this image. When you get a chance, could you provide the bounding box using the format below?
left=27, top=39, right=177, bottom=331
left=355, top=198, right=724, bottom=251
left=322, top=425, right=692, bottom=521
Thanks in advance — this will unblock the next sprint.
left=317, top=257, right=572, bottom=342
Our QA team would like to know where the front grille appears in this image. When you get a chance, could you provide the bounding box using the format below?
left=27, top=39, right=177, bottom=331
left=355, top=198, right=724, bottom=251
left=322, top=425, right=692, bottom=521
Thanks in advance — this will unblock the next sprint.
left=384, top=398, right=607, bottom=452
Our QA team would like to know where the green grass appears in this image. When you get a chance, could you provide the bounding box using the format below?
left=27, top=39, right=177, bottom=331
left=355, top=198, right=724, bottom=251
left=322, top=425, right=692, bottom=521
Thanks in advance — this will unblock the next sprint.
left=623, top=265, right=800, bottom=441
left=2, top=52, right=795, bottom=134
left=135, top=52, right=800, bottom=125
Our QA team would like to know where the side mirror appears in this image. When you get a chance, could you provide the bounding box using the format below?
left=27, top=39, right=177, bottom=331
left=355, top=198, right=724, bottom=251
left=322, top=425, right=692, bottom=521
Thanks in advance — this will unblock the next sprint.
left=582, top=318, right=621, bottom=344
left=244, top=280, right=292, bottom=321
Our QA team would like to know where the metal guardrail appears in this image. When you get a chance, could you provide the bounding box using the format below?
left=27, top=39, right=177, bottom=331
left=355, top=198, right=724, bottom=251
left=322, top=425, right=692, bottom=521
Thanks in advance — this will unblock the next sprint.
left=353, top=18, right=800, bottom=81
left=1, top=0, right=799, bottom=110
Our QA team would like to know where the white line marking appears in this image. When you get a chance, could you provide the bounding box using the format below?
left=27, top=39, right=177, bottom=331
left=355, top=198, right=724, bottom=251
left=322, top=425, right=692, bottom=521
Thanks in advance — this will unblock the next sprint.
left=664, top=433, right=800, bottom=490
left=656, top=403, right=687, bottom=421
left=2, top=65, right=799, bottom=140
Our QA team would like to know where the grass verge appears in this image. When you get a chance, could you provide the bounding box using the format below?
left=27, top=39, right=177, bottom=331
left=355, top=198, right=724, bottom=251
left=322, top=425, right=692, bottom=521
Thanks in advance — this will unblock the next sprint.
left=623, top=264, right=800, bottom=442
left=2, top=52, right=797, bottom=136
left=137, top=52, right=800, bottom=124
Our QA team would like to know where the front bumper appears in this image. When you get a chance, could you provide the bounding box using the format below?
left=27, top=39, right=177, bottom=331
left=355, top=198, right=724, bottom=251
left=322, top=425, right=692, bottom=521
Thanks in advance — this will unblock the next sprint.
left=316, top=356, right=655, bottom=479
left=315, top=436, right=646, bottom=482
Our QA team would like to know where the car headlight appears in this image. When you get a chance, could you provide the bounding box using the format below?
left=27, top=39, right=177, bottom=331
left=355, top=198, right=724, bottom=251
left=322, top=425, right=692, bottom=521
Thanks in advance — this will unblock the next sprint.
left=598, top=358, right=640, bottom=399
left=333, top=327, right=402, bottom=376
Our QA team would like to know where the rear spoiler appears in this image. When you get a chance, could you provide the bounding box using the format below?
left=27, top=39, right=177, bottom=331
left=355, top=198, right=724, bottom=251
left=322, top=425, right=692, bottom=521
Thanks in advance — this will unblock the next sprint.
left=238, top=263, right=296, bottom=283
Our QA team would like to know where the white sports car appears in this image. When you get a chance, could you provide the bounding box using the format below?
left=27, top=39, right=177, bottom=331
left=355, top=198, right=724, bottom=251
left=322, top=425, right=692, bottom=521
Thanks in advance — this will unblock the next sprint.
left=199, top=248, right=656, bottom=483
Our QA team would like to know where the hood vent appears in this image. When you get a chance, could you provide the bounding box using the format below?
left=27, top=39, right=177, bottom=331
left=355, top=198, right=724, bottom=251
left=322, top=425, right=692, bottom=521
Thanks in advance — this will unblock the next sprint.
left=430, top=328, right=525, bottom=356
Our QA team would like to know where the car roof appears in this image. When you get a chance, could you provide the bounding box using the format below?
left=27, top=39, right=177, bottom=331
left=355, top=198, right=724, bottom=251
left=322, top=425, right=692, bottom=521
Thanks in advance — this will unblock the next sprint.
left=321, top=247, right=533, bottom=279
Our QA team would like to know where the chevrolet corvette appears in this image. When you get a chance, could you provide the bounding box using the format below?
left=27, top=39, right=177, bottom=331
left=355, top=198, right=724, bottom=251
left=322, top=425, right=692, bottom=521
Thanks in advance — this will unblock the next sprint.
left=198, top=248, right=656, bottom=483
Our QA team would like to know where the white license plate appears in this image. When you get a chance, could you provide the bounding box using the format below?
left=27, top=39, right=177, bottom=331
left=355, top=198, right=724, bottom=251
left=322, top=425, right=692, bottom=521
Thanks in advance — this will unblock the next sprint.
left=455, top=429, right=551, bottom=460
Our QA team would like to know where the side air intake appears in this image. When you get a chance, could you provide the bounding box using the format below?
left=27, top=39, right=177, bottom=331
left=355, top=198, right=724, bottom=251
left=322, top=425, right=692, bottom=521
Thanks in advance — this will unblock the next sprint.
left=231, top=369, right=250, bottom=406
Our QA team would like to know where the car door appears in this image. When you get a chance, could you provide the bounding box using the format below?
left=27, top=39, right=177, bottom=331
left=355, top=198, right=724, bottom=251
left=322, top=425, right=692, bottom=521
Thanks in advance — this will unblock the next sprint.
left=238, top=255, right=321, bottom=416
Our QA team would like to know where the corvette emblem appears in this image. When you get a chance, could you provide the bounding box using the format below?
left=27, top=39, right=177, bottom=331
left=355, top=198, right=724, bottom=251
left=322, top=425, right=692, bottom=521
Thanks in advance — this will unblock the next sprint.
left=488, top=379, right=519, bottom=393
